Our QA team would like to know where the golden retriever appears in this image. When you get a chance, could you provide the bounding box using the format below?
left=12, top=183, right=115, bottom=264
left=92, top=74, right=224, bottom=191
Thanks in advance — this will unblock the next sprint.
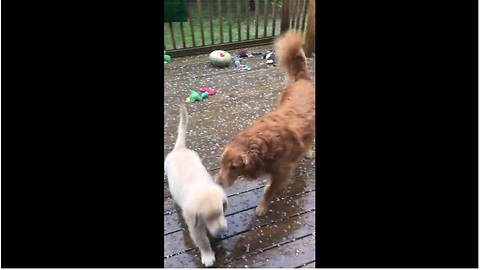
left=215, top=31, right=315, bottom=216
left=165, top=104, right=228, bottom=266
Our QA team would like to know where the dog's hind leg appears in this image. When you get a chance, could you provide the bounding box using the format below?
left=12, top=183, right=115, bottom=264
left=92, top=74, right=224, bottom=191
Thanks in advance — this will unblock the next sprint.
left=184, top=213, right=216, bottom=267
left=256, top=165, right=294, bottom=216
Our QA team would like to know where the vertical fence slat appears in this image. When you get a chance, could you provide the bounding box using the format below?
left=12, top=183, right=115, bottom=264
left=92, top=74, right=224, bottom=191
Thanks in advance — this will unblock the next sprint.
left=280, top=0, right=290, bottom=33
left=207, top=0, right=215, bottom=44
left=288, top=0, right=293, bottom=28
left=168, top=22, right=176, bottom=50
left=186, top=2, right=196, bottom=47
left=290, top=0, right=296, bottom=28
left=304, top=0, right=315, bottom=56
left=246, top=0, right=250, bottom=40
left=300, top=0, right=308, bottom=33
left=197, top=0, right=206, bottom=46
left=254, top=0, right=260, bottom=38
left=236, top=0, right=241, bottom=41
left=227, top=0, right=233, bottom=42
left=263, top=0, right=269, bottom=37
left=295, top=0, right=304, bottom=31
left=179, top=22, right=187, bottom=48
left=271, top=0, right=277, bottom=36
left=217, top=0, right=224, bottom=43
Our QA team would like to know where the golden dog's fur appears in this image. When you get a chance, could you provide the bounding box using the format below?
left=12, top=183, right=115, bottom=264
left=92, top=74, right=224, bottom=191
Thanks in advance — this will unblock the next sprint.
left=215, top=31, right=315, bottom=216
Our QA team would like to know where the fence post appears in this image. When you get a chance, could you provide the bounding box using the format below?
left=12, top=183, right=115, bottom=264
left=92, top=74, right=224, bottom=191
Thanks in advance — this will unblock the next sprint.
left=304, top=0, right=315, bottom=56
left=280, top=0, right=290, bottom=34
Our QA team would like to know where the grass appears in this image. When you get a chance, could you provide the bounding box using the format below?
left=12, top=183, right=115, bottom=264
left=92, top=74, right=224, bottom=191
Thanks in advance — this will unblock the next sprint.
left=164, top=0, right=287, bottom=50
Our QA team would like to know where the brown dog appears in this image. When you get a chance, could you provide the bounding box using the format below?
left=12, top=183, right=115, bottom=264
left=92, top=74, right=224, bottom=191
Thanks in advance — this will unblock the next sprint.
left=215, top=31, right=315, bottom=216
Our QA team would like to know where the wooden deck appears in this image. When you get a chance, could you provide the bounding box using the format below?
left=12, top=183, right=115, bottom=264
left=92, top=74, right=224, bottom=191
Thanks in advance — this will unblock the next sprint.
left=163, top=45, right=316, bottom=268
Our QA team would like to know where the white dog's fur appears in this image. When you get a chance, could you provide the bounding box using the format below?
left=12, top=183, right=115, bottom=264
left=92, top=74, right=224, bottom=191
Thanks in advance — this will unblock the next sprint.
left=165, top=104, right=228, bottom=267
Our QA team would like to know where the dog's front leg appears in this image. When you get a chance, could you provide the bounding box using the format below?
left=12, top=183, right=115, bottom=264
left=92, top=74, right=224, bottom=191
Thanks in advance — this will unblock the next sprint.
left=185, top=214, right=216, bottom=267
left=256, top=165, right=293, bottom=216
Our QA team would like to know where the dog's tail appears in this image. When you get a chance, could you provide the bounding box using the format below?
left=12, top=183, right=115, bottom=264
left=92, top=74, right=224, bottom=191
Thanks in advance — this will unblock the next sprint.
left=174, top=104, right=189, bottom=150
left=274, top=30, right=311, bottom=81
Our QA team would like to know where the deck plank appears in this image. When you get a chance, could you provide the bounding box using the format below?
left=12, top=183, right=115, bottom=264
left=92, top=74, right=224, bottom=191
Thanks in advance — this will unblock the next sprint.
left=164, top=170, right=315, bottom=234
left=299, top=261, right=316, bottom=268
left=164, top=193, right=315, bottom=267
left=164, top=188, right=314, bottom=257
left=223, top=235, right=315, bottom=268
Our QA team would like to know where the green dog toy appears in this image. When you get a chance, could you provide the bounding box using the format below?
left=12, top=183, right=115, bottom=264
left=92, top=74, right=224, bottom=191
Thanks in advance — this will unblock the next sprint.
left=185, top=91, right=203, bottom=103
left=164, top=50, right=171, bottom=64
left=233, top=57, right=242, bottom=67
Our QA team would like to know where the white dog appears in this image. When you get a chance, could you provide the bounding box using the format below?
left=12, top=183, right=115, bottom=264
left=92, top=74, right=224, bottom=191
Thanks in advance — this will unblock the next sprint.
left=165, top=104, right=228, bottom=267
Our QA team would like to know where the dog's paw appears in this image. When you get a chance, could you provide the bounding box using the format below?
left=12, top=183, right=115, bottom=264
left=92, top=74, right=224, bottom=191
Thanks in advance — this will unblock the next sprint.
left=304, top=149, right=314, bottom=159
left=255, top=204, right=269, bottom=216
left=201, top=252, right=216, bottom=267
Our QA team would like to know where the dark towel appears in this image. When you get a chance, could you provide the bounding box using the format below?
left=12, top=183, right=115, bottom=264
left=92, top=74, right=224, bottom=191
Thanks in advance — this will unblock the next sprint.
left=164, top=0, right=188, bottom=23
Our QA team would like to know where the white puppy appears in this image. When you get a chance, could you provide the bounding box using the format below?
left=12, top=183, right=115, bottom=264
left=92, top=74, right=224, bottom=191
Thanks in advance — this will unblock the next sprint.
left=165, top=104, right=228, bottom=267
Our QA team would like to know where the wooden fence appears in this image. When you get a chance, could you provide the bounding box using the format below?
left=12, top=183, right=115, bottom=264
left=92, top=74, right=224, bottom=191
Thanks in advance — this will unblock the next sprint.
left=164, top=0, right=315, bottom=57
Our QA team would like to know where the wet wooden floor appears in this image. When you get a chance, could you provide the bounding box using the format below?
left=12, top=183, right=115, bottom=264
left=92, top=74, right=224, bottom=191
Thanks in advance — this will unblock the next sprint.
left=164, top=45, right=316, bottom=268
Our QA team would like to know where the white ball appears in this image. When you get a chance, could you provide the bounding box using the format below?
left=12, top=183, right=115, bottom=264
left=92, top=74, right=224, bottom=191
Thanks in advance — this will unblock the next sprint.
left=209, top=50, right=232, bottom=67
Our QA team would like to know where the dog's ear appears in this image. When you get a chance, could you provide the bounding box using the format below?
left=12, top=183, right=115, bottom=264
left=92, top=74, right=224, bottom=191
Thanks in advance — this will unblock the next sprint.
left=240, top=153, right=255, bottom=179
left=241, top=152, right=257, bottom=172
left=242, top=148, right=265, bottom=179
left=240, top=153, right=251, bottom=166
left=220, top=147, right=228, bottom=160
left=249, top=141, right=268, bottom=163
